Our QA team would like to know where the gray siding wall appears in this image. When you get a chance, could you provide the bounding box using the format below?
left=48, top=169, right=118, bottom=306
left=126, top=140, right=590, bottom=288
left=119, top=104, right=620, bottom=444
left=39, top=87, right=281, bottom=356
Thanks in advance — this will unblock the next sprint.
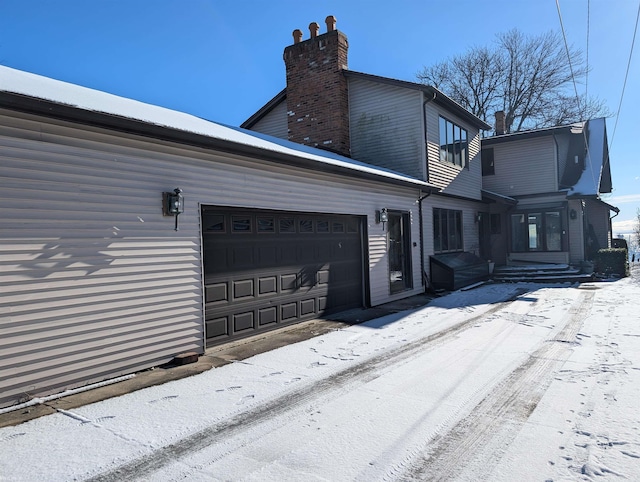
left=348, top=78, right=425, bottom=180
left=586, top=200, right=611, bottom=249
left=0, top=110, right=425, bottom=408
left=568, top=199, right=585, bottom=263
left=248, top=101, right=288, bottom=139
left=482, top=137, right=558, bottom=197
left=425, top=103, right=482, bottom=200
left=422, top=195, right=485, bottom=279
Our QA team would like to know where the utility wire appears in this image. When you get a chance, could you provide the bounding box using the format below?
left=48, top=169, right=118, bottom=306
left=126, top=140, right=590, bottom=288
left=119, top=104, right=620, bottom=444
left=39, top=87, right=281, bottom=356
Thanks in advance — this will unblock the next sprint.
left=585, top=0, right=590, bottom=103
left=610, top=0, right=640, bottom=150
left=556, top=0, right=597, bottom=193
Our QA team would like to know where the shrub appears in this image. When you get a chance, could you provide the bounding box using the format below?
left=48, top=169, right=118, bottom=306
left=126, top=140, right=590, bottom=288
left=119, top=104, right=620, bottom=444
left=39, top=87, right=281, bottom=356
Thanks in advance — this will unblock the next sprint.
left=593, top=248, right=629, bottom=277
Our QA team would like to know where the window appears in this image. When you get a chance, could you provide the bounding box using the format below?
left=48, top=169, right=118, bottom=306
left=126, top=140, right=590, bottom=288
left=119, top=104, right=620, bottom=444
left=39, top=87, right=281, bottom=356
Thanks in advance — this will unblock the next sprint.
left=204, top=214, right=225, bottom=232
left=299, top=219, right=313, bottom=233
left=481, top=148, right=495, bottom=176
left=510, top=210, right=563, bottom=252
left=257, top=217, right=275, bottom=232
left=439, top=117, right=468, bottom=168
left=433, top=208, right=463, bottom=253
left=232, top=216, right=251, bottom=233
left=316, top=220, right=330, bottom=233
left=279, top=218, right=296, bottom=233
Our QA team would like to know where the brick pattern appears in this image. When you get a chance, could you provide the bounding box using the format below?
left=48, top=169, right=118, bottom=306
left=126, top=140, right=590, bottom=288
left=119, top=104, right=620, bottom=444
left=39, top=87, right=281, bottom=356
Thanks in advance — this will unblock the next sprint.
left=283, top=30, right=351, bottom=157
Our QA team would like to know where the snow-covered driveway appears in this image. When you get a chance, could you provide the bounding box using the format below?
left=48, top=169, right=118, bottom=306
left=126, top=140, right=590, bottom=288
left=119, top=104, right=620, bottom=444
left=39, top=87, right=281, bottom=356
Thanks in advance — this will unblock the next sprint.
left=2, top=274, right=639, bottom=481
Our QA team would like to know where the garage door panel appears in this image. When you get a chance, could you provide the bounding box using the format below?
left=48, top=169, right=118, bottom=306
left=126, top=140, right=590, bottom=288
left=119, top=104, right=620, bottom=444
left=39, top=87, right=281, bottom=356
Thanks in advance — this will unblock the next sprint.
left=203, top=208, right=364, bottom=347
left=232, top=279, right=254, bottom=300
left=233, top=312, right=255, bottom=332
left=206, top=283, right=228, bottom=303
left=258, top=276, right=277, bottom=295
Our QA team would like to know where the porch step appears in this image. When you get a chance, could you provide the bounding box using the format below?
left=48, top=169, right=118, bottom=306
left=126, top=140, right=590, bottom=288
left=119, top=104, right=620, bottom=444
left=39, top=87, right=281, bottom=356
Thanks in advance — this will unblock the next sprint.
left=493, top=264, right=594, bottom=283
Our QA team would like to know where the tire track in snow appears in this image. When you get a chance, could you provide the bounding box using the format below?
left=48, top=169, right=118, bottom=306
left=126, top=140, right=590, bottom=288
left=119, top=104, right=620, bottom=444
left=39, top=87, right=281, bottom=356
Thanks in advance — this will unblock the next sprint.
left=395, top=290, right=594, bottom=481
left=86, top=288, right=528, bottom=482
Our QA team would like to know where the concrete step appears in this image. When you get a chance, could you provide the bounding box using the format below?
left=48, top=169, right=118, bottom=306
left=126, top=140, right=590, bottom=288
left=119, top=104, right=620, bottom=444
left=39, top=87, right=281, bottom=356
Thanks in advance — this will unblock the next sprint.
left=492, top=264, right=593, bottom=283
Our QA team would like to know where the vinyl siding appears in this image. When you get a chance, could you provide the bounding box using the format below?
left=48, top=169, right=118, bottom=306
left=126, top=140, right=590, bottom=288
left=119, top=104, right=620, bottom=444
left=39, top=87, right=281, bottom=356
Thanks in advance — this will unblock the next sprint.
left=248, top=101, right=288, bottom=139
left=422, top=195, right=485, bottom=280
left=568, top=199, right=585, bottom=263
left=425, top=103, right=482, bottom=200
left=0, top=110, right=423, bottom=408
left=586, top=200, right=611, bottom=249
left=349, top=78, right=425, bottom=180
left=482, top=137, right=558, bottom=196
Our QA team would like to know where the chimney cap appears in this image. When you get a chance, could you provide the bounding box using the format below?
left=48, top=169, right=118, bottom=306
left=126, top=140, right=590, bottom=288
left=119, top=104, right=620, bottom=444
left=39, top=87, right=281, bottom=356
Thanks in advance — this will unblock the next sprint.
left=309, top=22, right=320, bottom=38
left=325, top=15, right=337, bottom=32
left=292, top=29, right=303, bottom=44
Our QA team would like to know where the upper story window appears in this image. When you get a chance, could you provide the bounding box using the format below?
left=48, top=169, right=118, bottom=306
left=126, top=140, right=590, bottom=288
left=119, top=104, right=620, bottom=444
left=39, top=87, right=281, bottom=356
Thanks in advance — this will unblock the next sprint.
left=481, top=148, right=495, bottom=176
left=439, top=116, right=468, bottom=168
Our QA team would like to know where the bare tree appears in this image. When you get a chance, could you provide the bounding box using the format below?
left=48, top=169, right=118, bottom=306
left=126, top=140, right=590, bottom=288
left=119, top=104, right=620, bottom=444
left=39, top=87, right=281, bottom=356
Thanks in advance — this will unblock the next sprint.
left=417, top=29, right=611, bottom=133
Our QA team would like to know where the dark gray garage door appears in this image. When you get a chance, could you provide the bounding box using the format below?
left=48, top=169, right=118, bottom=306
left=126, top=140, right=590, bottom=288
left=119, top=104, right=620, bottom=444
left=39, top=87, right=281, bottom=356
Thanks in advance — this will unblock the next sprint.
left=202, top=207, right=365, bottom=346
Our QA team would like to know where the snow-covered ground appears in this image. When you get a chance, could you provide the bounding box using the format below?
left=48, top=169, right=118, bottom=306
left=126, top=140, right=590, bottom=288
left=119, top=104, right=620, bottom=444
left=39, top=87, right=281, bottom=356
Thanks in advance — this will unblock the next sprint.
left=1, top=269, right=639, bottom=481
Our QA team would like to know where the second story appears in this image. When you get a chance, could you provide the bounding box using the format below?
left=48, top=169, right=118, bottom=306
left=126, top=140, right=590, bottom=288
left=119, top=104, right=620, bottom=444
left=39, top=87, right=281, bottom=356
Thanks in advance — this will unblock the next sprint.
left=481, top=116, right=612, bottom=200
left=242, top=16, right=490, bottom=200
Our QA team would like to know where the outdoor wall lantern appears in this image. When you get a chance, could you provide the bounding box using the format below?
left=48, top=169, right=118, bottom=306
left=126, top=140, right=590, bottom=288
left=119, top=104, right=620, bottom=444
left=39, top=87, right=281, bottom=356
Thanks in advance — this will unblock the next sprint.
left=163, top=188, right=184, bottom=231
left=570, top=209, right=578, bottom=220
left=376, top=208, right=389, bottom=230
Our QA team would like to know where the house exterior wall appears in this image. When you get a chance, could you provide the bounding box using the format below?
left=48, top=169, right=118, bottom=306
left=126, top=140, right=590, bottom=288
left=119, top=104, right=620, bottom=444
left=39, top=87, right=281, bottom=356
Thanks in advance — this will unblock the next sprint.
left=425, top=103, right=482, bottom=200
left=0, top=109, right=424, bottom=408
left=248, top=101, right=288, bottom=139
left=585, top=199, right=611, bottom=250
left=568, top=199, right=585, bottom=264
left=348, top=78, right=425, bottom=180
left=421, top=194, right=485, bottom=279
left=482, top=136, right=558, bottom=197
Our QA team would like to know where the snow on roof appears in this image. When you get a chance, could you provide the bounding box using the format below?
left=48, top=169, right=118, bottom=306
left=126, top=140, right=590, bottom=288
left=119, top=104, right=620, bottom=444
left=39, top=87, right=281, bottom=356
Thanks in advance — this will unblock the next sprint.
left=0, top=65, right=431, bottom=188
left=569, top=118, right=606, bottom=197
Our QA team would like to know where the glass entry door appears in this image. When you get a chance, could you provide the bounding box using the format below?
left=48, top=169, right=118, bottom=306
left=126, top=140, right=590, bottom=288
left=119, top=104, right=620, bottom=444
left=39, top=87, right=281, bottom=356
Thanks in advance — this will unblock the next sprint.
left=388, top=211, right=412, bottom=293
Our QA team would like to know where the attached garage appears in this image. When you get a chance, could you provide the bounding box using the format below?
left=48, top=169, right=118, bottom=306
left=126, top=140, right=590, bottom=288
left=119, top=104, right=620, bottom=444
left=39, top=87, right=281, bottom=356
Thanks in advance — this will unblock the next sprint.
left=202, top=207, right=365, bottom=345
left=0, top=65, right=436, bottom=409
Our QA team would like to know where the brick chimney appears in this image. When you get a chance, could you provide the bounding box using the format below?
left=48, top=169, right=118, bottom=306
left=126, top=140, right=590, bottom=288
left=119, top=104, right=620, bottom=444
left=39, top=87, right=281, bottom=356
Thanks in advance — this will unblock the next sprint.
left=495, top=110, right=506, bottom=136
left=283, top=15, right=350, bottom=156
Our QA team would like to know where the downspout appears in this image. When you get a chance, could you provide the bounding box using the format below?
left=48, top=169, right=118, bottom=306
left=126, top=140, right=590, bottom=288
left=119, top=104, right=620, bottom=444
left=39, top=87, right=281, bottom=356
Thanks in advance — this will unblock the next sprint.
left=418, top=190, right=433, bottom=292
left=609, top=208, right=620, bottom=247
left=419, top=90, right=438, bottom=292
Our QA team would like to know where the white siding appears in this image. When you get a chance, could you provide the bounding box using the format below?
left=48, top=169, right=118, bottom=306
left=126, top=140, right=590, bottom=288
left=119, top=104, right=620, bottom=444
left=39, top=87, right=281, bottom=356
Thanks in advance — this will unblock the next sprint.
left=349, top=78, right=425, bottom=180
left=0, top=110, right=424, bottom=408
left=482, top=137, right=558, bottom=196
left=425, top=103, right=482, bottom=200
left=249, top=101, right=288, bottom=139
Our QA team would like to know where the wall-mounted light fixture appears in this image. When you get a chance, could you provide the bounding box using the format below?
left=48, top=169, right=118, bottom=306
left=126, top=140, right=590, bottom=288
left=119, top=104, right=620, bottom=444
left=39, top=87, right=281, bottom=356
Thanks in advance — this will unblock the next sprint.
left=475, top=213, right=482, bottom=223
left=163, top=188, right=184, bottom=231
left=375, top=208, right=389, bottom=230
left=570, top=209, right=577, bottom=220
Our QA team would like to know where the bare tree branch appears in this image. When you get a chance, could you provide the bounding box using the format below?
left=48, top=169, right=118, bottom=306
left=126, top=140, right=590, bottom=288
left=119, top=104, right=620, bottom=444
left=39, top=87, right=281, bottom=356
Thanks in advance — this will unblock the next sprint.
left=417, top=29, right=610, bottom=133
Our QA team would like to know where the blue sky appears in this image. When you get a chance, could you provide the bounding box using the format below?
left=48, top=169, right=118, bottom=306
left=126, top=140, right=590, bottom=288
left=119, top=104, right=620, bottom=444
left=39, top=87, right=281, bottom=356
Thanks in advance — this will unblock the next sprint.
left=2, top=0, right=639, bottom=237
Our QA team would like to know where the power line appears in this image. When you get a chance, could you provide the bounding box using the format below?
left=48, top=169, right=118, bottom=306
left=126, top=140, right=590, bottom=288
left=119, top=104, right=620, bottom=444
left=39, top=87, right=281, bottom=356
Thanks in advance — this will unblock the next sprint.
left=585, top=0, right=590, bottom=102
left=610, top=0, right=640, bottom=150
left=556, top=0, right=598, bottom=193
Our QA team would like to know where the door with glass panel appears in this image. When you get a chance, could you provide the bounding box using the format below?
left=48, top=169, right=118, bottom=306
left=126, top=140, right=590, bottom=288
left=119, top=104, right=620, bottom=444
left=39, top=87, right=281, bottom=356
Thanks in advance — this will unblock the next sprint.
left=388, top=211, right=412, bottom=293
